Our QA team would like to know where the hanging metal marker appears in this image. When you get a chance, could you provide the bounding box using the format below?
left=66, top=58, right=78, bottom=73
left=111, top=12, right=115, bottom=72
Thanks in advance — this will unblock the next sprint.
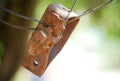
left=0, top=0, right=113, bottom=77
left=22, top=3, right=80, bottom=76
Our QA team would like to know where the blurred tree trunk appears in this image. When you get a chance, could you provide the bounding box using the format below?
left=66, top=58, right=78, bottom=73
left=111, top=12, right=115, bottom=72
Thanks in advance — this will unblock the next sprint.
left=0, top=0, right=38, bottom=81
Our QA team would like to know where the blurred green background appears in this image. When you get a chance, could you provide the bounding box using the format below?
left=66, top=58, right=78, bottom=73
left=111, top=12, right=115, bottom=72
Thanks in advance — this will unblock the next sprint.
left=31, top=0, right=120, bottom=70
left=0, top=0, right=120, bottom=81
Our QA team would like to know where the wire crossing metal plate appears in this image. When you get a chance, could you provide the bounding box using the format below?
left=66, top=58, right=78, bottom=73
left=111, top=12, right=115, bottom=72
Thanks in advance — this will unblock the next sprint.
left=22, top=3, right=79, bottom=77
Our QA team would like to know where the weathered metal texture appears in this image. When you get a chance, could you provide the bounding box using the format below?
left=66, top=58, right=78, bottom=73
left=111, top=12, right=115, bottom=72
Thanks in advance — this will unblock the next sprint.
left=22, top=3, right=79, bottom=76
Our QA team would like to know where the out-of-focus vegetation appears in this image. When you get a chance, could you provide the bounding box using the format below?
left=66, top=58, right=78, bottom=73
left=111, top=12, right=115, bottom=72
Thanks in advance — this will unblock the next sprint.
left=32, top=0, right=120, bottom=79
left=1, top=0, right=120, bottom=81
left=91, top=0, right=120, bottom=39
left=34, top=0, right=120, bottom=38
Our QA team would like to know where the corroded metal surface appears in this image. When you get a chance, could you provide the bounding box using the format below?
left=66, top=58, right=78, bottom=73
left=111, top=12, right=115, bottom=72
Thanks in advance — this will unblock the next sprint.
left=22, top=3, right=79, bottom=76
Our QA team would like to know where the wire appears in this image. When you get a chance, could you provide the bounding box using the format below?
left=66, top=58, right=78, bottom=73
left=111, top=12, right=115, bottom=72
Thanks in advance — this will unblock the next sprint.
left=78, top=0, right=113, bottom=17
left=65, top=0, right=78, bottom=20
left=0, top=0, right=113, bottom=30
left=0, top=7, right=40, bottom=22
left=0, top=18, right=35, bottom=30
left=67, top=0, right=113, bottom=25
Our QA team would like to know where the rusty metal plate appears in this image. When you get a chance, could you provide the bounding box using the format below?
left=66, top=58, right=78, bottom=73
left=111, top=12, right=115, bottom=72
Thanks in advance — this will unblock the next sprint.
left=22, top=3, right=79, bottom=77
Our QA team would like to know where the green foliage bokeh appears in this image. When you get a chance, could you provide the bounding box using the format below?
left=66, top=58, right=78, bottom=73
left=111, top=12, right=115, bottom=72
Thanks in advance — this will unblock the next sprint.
left=34, top=0, right=119, bottom=39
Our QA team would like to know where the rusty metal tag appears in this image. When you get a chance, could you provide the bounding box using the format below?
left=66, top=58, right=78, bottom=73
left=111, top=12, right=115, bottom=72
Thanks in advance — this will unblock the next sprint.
left=22, top=3, right=79, bottom=77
